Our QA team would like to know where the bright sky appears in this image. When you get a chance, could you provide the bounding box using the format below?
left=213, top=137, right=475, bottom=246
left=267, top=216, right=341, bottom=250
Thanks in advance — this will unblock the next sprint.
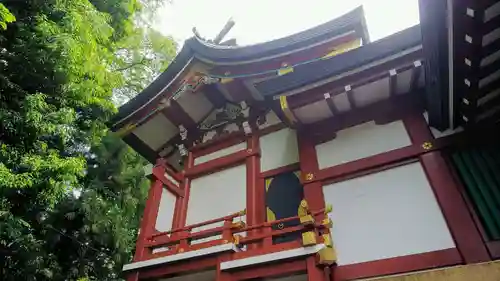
left=155, top=0, right=420, bottom=47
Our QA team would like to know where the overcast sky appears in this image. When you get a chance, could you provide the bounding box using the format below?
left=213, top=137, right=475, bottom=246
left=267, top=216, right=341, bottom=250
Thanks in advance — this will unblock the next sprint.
left=155, top=0, right=420, bottom=47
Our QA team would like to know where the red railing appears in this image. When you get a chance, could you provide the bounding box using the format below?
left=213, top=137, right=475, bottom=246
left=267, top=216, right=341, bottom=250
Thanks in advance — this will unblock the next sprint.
left=143, top=207, right=330, bottom=259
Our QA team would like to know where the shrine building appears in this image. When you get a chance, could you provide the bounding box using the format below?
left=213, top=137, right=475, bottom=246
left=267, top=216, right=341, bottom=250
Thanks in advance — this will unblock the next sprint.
left=109, top=3, right=500, bottom=281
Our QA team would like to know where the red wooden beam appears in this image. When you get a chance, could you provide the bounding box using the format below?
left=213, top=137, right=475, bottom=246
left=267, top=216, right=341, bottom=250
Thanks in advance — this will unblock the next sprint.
left=298, top=131, right=326, bottom=223
left=177, top=152, right=194, bottom=228
left=133, top=164, right=165, bottom=261
left=246, top=135, right=262, bottom=250
left=185, top=149, right=259, bottom=179
left=139, top=255, right=218, bottom=279
left=402, top=112, right=433, bottom=145
left=333, top=248, right=462, bottom=281
left=260, top=162, right=300, bottom=179
left=420, top=151, right=490, bottom=263
left=153, top=169, right=184, bottom=197
left=230, top=258, right=307, bottom=280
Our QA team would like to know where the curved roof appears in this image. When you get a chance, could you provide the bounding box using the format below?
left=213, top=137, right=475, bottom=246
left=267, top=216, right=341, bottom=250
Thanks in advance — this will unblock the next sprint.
left=110, top=6, right=369, bottom=129
left=186, top=6, right=369, bottom=64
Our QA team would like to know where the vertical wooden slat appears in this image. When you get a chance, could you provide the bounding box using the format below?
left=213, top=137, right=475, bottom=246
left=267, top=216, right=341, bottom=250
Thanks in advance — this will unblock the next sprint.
left=452, top=152, right=500, bottom=240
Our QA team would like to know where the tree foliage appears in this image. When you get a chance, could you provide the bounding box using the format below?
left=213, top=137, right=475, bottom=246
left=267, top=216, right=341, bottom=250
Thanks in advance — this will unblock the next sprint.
left=0, top=0, right=176, bottom=279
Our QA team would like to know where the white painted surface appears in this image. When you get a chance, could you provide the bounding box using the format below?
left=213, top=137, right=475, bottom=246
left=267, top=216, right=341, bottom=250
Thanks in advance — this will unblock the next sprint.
left=155, top=187, right=177, bottom=232
left=395, top=69, right=413, bottom=94
left=194, top=142, right=247, bottom=165
left=323, top=162, right=455, bottom=265
left=123, top=244, right=238, bottom=271
left=315, top=120, right=411, bottom=169
left=221, top=244, right=325, bottom=270
left=177, top=90, right=213, bottom=122
left=332, top=92, right=351, bottom=112
left=164, top=172, right=179, bottom=185
left=352, top=78, right=390, bottom=107
left=260, top=128, right=299, bottom=172
left=293, top=100, right=333, bottom=124
left=186, top=165, right=247, bottom=242
left=133, top=114, right=177, bottom=150
left=258, top=110, right=282, bottom=129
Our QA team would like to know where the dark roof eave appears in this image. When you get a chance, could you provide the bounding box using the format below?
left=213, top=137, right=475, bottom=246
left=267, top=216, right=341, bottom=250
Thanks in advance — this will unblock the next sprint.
left=109, top=44, right=194, bottom=129
left=255, top=24, right=423, bottom=97
left=185, top=6, right=369, bottom=63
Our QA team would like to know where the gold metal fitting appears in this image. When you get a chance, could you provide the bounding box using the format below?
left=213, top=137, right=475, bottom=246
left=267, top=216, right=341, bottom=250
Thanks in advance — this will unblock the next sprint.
left=231, top=221, right=246, bottom=229
left=305, top=173, right=314, bottom=181
left=246, top=149, right=253, bottom=154
left=299, top=214, right=315, bottom=225
left=316, top=247, right=337, bottom=265
left=422, top=142, right=433, bottom=150
left=178, top=248, right=184, bottom=253
left=324, top=203, right=333, bottom=214
left=233, top=234, right=242, bottom=246
left=322, top=233, right=333, bottom=247
left=302, top=231, right=317, bottom=246
left=321, top=218, right=333, bottom=228
left=223, top=239, right=229, bottom=244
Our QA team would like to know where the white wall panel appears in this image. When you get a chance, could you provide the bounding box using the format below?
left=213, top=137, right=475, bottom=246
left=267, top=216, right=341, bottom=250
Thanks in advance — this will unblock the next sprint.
left=155, top=187, right=177, bottom=232
left=164, top=172, right=179, bottom=186
left=323, top=162, right=455, bottom=265
left=315, top=120, right=411, bottom=169
left=194, top=142, right=247, bottom=165
left=260, top=128, right=299, bottom=172
left=187, top=165, right=247, bottom=243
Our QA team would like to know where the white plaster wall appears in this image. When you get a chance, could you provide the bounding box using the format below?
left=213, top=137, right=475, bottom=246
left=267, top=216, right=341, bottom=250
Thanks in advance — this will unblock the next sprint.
left=315, top=120, right=411, bottom=169
left=260, top=128, right=299, bottom=172
left=194, top=142, right=247, bottom=165
left=187, top=165, right=247, bottom=243
left=155, top=187, right=177, bottom=232
left=323, top=162, right=455, bottom=265
left=164, top=172, right=179, bottom=186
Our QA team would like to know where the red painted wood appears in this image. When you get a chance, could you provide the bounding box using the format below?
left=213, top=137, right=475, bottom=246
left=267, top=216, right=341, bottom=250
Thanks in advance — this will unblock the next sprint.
left=192, top=136, right=247, bottom=158
left=152, top=168, right=183, bottom=197
left=333, top=248, right=462, bottom=281
left=246, top=136, right=261, bottom=250
left=186, top=149, right=259, bottom=178
left=322, top=158, right=418, bottom=187
left=260, top=162, right=300, bottom=178
left=230, top=258, right=307, bottom=280
left=298, top=132, right=325, bottom=212
left=486, top=241, right=500, bottom=259
left=139, top=255, right=218, bottom=279
left=307, top=255, right=326, bottom=281
left=420, top=152, right=490, bottom=263
left=178, top=152, right=194, bottom=228
left=315, top=145, right=422, bottom=184
left=133, top=176, right=163, bottom=261
left=125, top=272, right=139, bottom=281
left=403, top=112, right=433, bottom=144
